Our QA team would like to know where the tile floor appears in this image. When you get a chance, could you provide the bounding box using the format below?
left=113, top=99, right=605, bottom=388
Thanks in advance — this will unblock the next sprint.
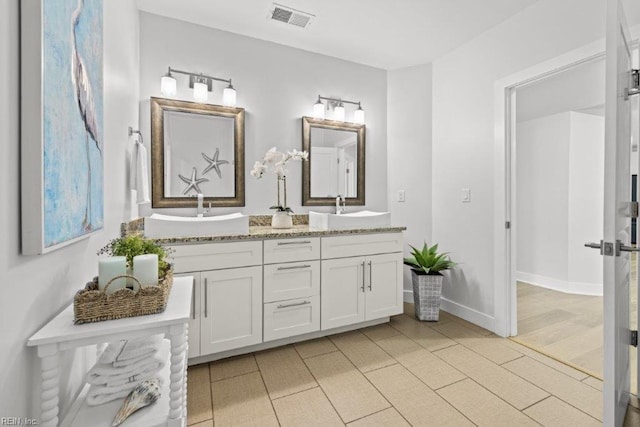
left=187, top=305, right=640, bottom=426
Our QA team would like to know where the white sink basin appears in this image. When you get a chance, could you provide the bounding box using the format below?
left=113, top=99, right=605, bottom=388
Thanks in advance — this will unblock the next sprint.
left=144, top=213, right=249, bottom=238
left=308, top=210, right=391, bottom=230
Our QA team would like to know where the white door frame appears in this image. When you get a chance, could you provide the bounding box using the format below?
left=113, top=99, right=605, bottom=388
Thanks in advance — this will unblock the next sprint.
left=494, top=29, right=640, bottom=337
left=493, top=40, right=607, bottom=337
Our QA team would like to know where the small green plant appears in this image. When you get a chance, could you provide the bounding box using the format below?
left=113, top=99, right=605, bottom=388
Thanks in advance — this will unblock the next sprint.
left=98, top=235, right=173, bottom=277
left=403, top=243, right=455, bottom=275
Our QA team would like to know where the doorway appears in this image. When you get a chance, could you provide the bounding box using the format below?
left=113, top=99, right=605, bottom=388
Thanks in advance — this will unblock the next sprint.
left=504, top=54, right=639, bottom=394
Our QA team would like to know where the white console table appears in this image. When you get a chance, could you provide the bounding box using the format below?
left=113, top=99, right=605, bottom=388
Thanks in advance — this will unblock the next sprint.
left=27, top=276, right=193, bottom=427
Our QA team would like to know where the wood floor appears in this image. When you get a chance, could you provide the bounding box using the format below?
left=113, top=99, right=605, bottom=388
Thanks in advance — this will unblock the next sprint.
left=186, top=305, right=640, bottom=426
left=515, top=259, right=638, bottom=395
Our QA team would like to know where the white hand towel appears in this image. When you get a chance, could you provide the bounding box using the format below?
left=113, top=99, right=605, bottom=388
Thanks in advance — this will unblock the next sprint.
left=87, top=386, right=132, bottom=406
left=130, top=139, right=150, bottom=204
left=86, top=377, right=164, bottom=406
left=87, top=357, right=166, bottom=384
left=99, top=333, right=163, bottom=365
left=87, top=352, right=165, bottom=385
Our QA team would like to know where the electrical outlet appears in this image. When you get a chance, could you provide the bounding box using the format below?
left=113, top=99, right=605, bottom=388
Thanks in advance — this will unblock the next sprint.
left=461, top=188, right=471, bottom=203
left=397, top=190, right=406, bottom=202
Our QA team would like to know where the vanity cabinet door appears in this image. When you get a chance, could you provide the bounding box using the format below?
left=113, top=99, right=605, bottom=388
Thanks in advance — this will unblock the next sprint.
left=174, top=272, right=202, bottom=359
left=365, top=253, right=403, bottom=320
left=200, top=266, right=263, bottom=354
left=321, top=257, right=366, bottom=330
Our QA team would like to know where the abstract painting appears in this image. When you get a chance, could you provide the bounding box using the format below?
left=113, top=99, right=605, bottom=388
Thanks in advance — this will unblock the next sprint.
left=21, top=0, right=104, bottom=254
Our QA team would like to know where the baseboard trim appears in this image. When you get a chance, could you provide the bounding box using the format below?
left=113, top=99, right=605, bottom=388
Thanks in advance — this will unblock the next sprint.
left=440, top=297, right=495, bottom=332
left=403, top=289, right=413, bottom=303
left=516, top=271, right=603, bottom=296
left=403, top=290, right=495, bottom=332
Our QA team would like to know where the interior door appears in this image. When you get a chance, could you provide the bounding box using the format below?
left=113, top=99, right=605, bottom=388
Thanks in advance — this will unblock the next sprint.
left=603, top=0, right=634, bottom=423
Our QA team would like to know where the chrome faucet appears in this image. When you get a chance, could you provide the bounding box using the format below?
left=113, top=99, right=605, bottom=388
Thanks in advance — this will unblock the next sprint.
left=197, top=193, right=204, bottom=218
left=335, top=195, right=346, bottom=214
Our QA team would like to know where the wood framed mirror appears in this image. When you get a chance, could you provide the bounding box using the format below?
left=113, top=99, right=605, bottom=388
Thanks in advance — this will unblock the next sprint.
left=150, top=97, right=245, bottom=208
left=302, top=116, right=365, bottom=206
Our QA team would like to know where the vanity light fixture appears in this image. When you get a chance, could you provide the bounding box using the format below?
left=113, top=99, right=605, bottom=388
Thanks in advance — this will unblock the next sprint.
left=312, top=95, right=364, bottom=123
left=159, top=67, right=237, bottom=106
left=313, top=97, right=325, bottom=119
left=192, top=77, right=209, bottom=103
left=333, top=102, right=345, bottom=121
left=353, top=103, right=365, bottom=124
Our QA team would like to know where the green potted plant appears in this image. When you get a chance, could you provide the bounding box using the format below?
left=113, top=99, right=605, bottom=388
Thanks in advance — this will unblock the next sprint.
left=403, top=243, right=455, bottom=321
left=98, top=235, right=172, bottom=279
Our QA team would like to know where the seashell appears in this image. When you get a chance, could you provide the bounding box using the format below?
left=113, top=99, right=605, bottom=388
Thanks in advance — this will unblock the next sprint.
left=112, top=378, right=161, bottom=426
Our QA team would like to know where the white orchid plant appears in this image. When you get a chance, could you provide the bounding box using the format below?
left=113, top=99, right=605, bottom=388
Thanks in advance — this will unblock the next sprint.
left=251, top=147, right=309, bottom=212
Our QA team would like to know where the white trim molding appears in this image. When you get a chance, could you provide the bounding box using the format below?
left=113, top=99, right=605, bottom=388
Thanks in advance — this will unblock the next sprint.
left=403, top=290, right=496, bottom=332
left=516, top=272, right=603, bottom=297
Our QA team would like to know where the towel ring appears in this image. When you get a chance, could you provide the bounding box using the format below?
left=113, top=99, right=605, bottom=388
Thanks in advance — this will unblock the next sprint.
left=128, top=126, right=144, bottom=144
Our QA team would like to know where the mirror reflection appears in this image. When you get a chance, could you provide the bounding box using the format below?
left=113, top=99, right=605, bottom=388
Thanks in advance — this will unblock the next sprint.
left=302, top=117, right=365, bottom=206
left=150, top=97, right=245, bottom=208
left=163, top=111, right=235, bottom=197
left=309, top=127, right=358, bottom=198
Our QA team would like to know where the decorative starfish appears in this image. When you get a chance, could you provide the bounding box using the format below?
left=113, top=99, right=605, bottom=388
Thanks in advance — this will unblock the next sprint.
left=202, top=148, right=229, bottom=179
left=178, top=167, right=209, bottom=195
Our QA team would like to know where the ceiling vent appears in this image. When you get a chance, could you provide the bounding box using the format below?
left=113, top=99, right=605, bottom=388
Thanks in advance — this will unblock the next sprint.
left=269, top=3, right=314, bottom=29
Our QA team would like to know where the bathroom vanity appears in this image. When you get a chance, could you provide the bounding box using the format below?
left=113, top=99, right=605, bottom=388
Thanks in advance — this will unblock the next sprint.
left=140, top=220, right=406, bottom=364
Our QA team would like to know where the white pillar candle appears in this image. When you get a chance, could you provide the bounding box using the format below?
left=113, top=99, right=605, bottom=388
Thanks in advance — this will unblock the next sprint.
left=98, top=256, right=127, bottom=294
left=133, top=254, right=159, bottom=289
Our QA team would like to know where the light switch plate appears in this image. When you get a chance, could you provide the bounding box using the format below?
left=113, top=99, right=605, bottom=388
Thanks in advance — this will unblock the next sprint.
left=397, top=190, right=406, bottom=202
left=461, top=188, right=471, bottom=203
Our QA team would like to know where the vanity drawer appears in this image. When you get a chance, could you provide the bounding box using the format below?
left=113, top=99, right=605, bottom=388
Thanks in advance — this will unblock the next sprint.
left=171, top=241, right=262, bottom=273
left=263, top=261, right=320, bottom=303
left=321, top=233, right=403, bottom=259
left=264, top=237, right=320, bottom=264
left=263, top=296, right=320, bottom=342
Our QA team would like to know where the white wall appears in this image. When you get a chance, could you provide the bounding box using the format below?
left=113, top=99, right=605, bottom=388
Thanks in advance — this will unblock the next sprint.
left=138, top=12, right=388, bottom=217
left=431, top=0, right=614, bottom=322
left=387, top=64, right=433, bottom=299
left=515, top=58, right=605, bottom=123
left=516, top=112, right=604, bottom=295
left=516, top=113, right=571, bottom=284
left=0, top=0, right=139, bottom=418
left=567, top=112, right=605, bottom=292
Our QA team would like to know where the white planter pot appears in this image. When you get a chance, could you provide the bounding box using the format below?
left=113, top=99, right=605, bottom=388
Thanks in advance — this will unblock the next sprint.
left=411, top=271, right=443, bottom=321
left=271, top=211, right=293, bottom=229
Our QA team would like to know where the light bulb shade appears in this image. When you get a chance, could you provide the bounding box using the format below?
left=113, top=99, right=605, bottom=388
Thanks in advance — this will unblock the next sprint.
left=313, top=101, right=325, bottom=119
left=353, top=107, right=365, bottom=124
left=193, top=81, right=208, bottom=102
left=160, top=75, right=177, bottom=97
left=223, top=86, right=237, bottom=107
left=334, top=105, right=345, bottom=121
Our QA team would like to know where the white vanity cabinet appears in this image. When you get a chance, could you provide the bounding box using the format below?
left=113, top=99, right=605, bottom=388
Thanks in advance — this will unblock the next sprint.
left=321, top=233, right=403, bottom=330
left=201, top=266, right=262, bottom=354
left=168, top=230, right=403, bottom=363
left=172, top=241, right=263, bottom=356
left=263, top=238, right=321, bottom=342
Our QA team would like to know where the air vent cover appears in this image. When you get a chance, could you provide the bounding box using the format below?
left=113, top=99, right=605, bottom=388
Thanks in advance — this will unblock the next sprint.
left=270, top=3, right=314, bottom=29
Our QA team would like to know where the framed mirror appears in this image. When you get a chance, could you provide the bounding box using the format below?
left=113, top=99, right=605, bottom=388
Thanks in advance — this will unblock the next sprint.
left=302, top=117, right=365, bottom=206
left=150, top=97, right=245, bottom=208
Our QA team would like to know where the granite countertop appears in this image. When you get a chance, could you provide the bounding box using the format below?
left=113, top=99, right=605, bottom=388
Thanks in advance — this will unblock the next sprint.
left=121, top=216, right=405, bottom=245
left=150, top=224, right=407, bottom=245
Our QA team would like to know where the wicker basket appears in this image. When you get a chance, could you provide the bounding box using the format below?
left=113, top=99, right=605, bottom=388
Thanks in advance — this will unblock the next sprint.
left=73, top=270, right=173, bottom=324
left=411, top=271, right=443, bottom=321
